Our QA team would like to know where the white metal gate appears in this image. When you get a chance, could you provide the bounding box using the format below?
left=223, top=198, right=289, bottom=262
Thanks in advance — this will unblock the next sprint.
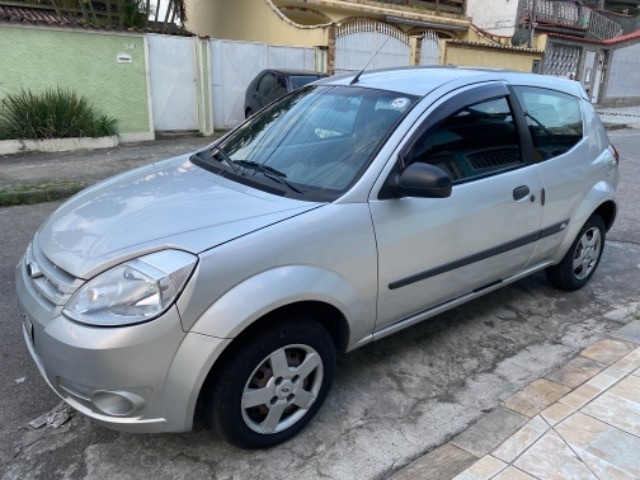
left=147, top=34, right=199, bottom=131
left=210, top=39, right=315, bottom=129
left=419, top=30, right=441, bottom=66
left=606, top=42, right=640, bottom=98
left=335, top=19, right=411, bottom=74
left=542, top=43, right=581, bottom=78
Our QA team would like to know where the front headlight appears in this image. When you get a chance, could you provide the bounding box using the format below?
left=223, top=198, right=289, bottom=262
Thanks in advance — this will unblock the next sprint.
left=63, top=250, right=197, bottom=327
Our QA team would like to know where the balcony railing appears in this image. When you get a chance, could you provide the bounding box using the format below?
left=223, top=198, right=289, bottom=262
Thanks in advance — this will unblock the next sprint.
left=369, top=0, right=466, bottom=16
left=518, top=0, right=623, bottom=40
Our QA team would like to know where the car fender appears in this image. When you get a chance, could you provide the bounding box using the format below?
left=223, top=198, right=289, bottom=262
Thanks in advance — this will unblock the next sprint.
left=189, top=265, right=368, bottom=342
left=552, top=180, right=616, bottom=264
left=161, top=265, right=368, bottom=431
left=162, top=332, right=232, bottom=431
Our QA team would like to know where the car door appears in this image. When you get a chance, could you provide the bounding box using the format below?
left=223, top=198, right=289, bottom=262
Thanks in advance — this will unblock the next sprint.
left=369, top=83, right=544, bottom=331
left=511, top=86, right=596, bottom=266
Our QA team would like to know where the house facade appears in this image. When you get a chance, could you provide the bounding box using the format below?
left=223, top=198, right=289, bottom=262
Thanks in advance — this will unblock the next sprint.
left=184, top=0, right=544, bottom=74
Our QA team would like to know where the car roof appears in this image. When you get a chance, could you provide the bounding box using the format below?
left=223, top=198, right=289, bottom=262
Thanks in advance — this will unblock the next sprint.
left=317, top=66, right=587, bottom=100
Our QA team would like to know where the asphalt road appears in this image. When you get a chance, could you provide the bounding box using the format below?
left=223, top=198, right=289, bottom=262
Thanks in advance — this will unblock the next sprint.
left=1, top=130, right=639, bottom=480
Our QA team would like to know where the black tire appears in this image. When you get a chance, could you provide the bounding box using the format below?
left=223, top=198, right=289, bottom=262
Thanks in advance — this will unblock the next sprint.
left=208, top=317, right=336, bottom=449
left=546, top=214, right=606, bottom=291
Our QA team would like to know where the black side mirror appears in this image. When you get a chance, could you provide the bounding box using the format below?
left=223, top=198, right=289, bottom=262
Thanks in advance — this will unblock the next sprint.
left=389, top=162, right=452, bottom=198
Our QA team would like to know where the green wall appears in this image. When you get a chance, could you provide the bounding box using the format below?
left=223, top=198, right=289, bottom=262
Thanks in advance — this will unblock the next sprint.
left=0, top=25, right=150, bottom=135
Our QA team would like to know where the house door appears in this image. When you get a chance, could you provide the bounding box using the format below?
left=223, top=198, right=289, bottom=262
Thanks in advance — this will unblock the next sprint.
left=147, top=34, right=200, bottom=131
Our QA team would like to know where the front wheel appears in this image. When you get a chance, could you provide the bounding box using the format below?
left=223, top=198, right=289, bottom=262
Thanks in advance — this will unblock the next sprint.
left=208, top=317, right=336, bottom=449
left=546, top=214, right=606, bottom=291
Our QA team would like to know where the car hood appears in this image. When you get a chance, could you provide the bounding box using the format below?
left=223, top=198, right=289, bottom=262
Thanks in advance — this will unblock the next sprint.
left=36, top=155, right=319, bottom=278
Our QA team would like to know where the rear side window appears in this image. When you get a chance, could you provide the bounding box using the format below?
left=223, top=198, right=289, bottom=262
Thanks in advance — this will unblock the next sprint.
left=514, top=87, right=583, bottom=161
left=405, top=96, right=524, bottom=183
left=269, top=75, right=288, bottom=101
left=290, top=75, right=321, bottom=90
left=257, top=73, right=276, bottom=96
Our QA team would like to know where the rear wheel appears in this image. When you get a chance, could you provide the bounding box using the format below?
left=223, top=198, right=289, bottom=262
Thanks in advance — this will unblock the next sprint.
left=546, top=214, right=606, bottom=291
left=208, top=317, right=336, bottom=449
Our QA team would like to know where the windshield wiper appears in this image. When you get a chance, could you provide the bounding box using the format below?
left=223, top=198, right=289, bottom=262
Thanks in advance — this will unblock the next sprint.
left=234, top=160, right=286, bottom=177
left=234, top=160, right=302, bottom=194
left=210, top=147, right=239, bottom=174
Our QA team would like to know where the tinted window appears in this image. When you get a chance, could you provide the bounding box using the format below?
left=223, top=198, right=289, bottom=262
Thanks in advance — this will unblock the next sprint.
left=257, top=73, right=276, bottom=96
left=405, top=96, right=524, bottom=183
left=268, top=75, right=288, bottom=101
left=514, top=87, right=583, bottom=161
left=290, top=75, right=322, bottom=90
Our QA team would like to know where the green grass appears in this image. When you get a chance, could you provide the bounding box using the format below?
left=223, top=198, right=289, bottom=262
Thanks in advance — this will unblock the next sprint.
left=0, top=88, right=118, bottom=140
left=0, top=181, right=87, bottom=207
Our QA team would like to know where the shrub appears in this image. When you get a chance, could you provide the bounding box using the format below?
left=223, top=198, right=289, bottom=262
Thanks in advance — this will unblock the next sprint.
left=0, top=88, right=118, bottom=140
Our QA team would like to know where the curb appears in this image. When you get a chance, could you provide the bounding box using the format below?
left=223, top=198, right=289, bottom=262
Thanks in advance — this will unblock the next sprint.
left=0, top=135, right=118, bottom=156
left=391, top=307, right=640, bottom=480
left=0, top=182, right=87, bottom=207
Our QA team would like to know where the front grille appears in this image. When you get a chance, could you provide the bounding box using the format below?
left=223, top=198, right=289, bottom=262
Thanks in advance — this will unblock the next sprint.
left=24, top=238, right=83, bottom=315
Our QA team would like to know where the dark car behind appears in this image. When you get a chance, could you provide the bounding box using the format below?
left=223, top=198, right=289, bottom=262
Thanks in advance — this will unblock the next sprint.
left=244, top=69, right=327, bottom=118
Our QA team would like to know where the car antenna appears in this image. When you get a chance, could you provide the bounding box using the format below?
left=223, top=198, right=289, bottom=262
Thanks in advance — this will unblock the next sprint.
left=349, top=36, right=391, bottom=85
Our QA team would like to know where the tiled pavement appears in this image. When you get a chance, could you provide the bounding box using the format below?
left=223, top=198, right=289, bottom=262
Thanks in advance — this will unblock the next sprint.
left=393, top=320, right=640, bottom=480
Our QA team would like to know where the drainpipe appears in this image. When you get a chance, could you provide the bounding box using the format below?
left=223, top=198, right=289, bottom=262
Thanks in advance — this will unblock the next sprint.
left=577, top=1, right=587, bottom=29
left=528, top=0, right=537, bottom=48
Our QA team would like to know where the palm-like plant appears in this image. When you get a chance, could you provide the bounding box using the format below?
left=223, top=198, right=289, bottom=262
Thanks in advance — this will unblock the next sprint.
left=18, top=0, right=187, bottom=30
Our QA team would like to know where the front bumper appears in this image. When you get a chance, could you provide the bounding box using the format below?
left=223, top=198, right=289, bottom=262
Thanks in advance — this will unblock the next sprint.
left=16, top=254, right=231, bottom=433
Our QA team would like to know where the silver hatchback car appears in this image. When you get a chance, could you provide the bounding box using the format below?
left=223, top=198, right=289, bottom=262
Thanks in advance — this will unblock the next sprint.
left=16, top=67, right=619, bottom=449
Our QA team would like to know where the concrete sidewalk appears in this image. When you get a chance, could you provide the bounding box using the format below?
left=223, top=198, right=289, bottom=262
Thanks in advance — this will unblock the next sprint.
left=393, top=317, right=640, bottom=480
left=0, top=135, right=218, bottom=206
left=0, top=135, right=216, bottom=189
left=597, top=105, right=640, bottom=129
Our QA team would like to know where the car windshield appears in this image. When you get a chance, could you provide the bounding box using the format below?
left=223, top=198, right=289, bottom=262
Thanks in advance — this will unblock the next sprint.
left=193, top=85, right=417, bottom=201
left=290, top=75, right=322, bottom=90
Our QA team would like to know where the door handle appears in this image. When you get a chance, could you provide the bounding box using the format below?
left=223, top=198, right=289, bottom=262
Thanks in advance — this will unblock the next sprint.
left=513, top=185, right=530, bottom=201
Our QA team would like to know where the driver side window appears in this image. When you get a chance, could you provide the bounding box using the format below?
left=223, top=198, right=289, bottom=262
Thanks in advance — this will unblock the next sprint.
left=405, top=96, right=524, bottom=183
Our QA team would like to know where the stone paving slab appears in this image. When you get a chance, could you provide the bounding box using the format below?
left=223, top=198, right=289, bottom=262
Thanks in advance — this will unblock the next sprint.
left=580, top=337, right=636, bottom=364
left=451, top=407, right=528, bottom=458
left=611, top=320, right=640, bottom=344
left=392, top=310, right=640, bottom=480
left=391, top=444, right=476, bottom=480
left=544, top=356, right=606, bottom=388
left=502, top=378, right=570, bottom=418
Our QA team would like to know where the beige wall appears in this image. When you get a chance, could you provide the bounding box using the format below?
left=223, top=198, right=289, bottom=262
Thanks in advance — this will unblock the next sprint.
left=185, top=0, right=472, bottom=47
left=444, top=43, right=542, bottom=72
left=185, top=0, right=328, bottom=47
left=466, top=28, right=547, bottom=50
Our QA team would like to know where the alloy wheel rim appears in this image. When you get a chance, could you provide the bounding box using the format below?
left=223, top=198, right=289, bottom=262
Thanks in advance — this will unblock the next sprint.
left=573, top=227, right=602, bottom=280
left=241, top=344, right=324, bottom=434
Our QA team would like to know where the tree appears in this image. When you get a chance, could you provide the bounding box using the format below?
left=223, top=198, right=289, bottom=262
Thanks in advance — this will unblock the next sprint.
left=14, top=0, right=186, bottom=31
